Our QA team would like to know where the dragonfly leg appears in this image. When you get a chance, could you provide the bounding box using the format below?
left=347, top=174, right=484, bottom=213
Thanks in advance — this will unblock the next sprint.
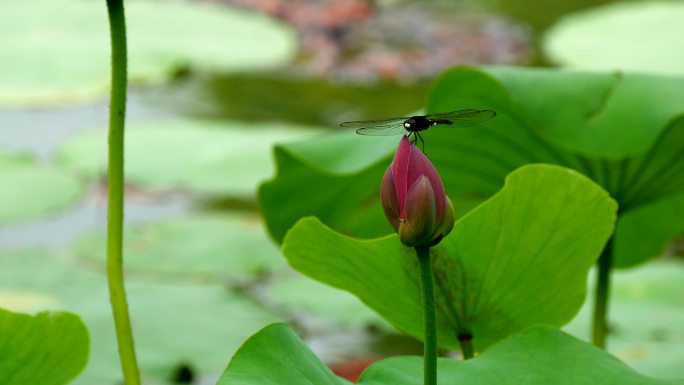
left=416, top=132, right=425, bottom=152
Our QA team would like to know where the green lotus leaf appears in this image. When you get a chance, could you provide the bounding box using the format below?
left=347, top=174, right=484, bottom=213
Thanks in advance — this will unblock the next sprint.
left=259, top=132, right=397, bottom=243
left=216, top=323, right=345, bottom=385
left=614, top=194, right=684, bottom=268
left=427, top=66, right=684, bottom=268
left=260, top=66, right=684, bottom=268
left=215, top=322, right=682, bottom=385
left=361, top=326, right=683, bottom=385
left=429, top=66, right=684, bottom=157
left=283, top=164, right=617, bottom=351
left=0, top=308, right=89, bottom=385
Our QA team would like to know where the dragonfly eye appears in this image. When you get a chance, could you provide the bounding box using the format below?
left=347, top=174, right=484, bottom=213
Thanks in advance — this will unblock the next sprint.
left=404, top=122, right=411, bottom=129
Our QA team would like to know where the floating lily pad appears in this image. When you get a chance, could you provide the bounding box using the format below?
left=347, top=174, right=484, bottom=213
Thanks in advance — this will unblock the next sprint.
left=0, top=308, right=89, bottom=385
left=544, top=2, right=684, bottom=76
left=0, top=0, right=297, bottom=106
left=0, top=152, right=82, bottom=227
left=0, top=248, right=281, bottom=385
left=72, top=213, right=286, bottom=281
left=56, top=119, right=315, bottom=196
left=565, top=260, right=684, bottom=379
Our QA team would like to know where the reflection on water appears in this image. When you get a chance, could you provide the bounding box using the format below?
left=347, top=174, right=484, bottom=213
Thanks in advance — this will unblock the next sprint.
left=143, top=71, right=431, bottom=127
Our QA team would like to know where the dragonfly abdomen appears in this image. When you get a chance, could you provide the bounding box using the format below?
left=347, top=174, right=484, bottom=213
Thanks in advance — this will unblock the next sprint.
left=432, top=119, right=453, bottom=126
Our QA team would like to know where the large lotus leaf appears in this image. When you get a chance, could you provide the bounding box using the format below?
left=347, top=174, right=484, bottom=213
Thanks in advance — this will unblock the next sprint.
left=215, top=322, right=681, bottom=385
left=259, top=132, right=397, bottom=243
left=544, top=2, right=684, bottom=77
left=426, top=67, right=684, bottom=202
left=614, top=194, right=684, bottom=268
left=0, top=152, right=82, bottom=227
left=430, top=66, right=684, bottom=158
left=283, top=164, right=617, bottom=351
left=71, top=213, right=286, bottom=281
left=0, top=308, right=89, bottom=385
left=0, top=248, right=280, bottom=385
left=0, top=0, right=296, bottom=106
left=56, top=119, right=314, bottom=196
left=216, top=323, right=347, bottom=385
left=565, top=260, right=684, bottom=378
left=259, top=67, right=684, bottom=268
left=360, top=326, right=683, bottom=385
left=427, top=67, right=684, bottom=267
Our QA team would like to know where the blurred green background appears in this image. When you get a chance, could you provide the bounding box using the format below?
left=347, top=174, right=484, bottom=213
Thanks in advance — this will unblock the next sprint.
left=0, top=0, right=682, bottom=384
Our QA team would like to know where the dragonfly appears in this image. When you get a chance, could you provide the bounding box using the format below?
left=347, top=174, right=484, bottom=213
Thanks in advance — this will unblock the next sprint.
left=340, top=109, right=496, bottom=149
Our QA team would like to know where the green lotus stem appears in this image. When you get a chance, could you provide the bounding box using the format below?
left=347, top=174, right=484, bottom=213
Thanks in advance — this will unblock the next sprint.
left=416, top=246, right=437, bottom=385
left=106, top=1, right=141, bottom=384
left=592, top=237, right=613, bottom=349
left=458, top=333, right=474, bottom=359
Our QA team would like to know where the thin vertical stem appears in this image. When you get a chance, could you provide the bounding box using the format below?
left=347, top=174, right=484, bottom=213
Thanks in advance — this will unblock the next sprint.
left=416, top=246, right=437, bottom=385
left=592, top=237, right=613, bottom=349
left=106, top=1, right=141, bottom=384
left=458, top=333, right=474, bottom=359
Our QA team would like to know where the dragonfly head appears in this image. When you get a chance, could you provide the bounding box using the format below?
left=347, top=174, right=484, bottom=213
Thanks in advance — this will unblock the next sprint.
left=404, top=116, right=431, bottom=132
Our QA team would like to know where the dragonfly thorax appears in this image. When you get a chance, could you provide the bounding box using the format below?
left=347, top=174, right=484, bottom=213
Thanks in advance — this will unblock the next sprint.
left=403, top=116, right=433, bottom=132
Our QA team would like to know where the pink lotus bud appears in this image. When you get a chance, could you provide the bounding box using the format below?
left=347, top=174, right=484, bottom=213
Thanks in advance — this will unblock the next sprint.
left=381, top=136, right=455, bottom=247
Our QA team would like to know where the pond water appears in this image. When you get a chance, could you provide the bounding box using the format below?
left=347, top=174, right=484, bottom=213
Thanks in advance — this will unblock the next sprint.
left=0, top=72, right=429, bottom=384
left=0, top=73, right=427, bottom=246
left=0, top=2, right=560, bottom=383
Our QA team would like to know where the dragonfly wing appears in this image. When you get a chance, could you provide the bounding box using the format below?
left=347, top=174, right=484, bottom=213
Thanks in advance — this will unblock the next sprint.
left=427, top=109, right=480, bottom=118
left=356, top=123, right=408, bottom=136
left=340, top=116, right=409, bottom=128
left=427, top=109, right=496, bottom=127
